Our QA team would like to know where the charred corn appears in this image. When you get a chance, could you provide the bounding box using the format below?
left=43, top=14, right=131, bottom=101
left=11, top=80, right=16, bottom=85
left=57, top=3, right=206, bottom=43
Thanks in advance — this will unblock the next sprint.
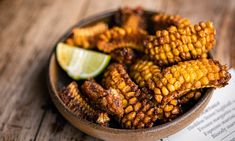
left=97, top=27, right=147, bottom=53
left=144, top=21, right=216, bottom=66
left=157, top=90, right=203, bottom=122
left=157, top=99, right=182, bottom=122
left=103, top=63, right=142, bottom=104
left=110, top=48, right=135, bottom=64
left=81, top=80, right=124, bottom=118
left=102, top=64, right=158, bottom=129
left=58, top=82, right=110, bottom=126
left=69, top=22, right=108, bottom=49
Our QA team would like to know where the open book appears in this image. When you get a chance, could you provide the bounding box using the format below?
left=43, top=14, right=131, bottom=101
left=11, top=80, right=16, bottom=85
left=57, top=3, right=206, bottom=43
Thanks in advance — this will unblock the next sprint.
left=162, top=69, right=235, bottom=141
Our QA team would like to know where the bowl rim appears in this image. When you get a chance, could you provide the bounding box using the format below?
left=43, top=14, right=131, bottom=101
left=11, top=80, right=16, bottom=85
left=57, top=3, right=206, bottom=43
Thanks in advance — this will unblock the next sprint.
left=47, top=9, right=214, bottom=134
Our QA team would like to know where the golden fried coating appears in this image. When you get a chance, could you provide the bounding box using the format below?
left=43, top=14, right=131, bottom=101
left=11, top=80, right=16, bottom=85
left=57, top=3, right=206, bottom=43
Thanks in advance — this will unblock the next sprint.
left=152, top=13, right=191, bottom=30
left=58, top=82, right=110, bottom=126
left=102, top=63, right=158, bottom=129
left=81, top=80, right=124, bottom=118
left=110, top=48, right=135, bottom=64
left=97, top=27, right=147, bottom=53
left=68, top=22, right=108, bottom=48
left=144, top=21, right=216, bottom=66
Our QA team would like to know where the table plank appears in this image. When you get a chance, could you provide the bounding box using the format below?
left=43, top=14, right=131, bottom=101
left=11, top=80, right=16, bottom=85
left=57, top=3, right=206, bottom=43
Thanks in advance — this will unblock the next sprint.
left=0, top=0, right=87, bottom=140
left=0, top=0, right=234, bottom=141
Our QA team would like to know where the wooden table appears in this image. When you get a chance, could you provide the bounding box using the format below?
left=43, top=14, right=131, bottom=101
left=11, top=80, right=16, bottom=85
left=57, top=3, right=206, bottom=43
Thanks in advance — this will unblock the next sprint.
left=0, top=0, right=234, bottom=140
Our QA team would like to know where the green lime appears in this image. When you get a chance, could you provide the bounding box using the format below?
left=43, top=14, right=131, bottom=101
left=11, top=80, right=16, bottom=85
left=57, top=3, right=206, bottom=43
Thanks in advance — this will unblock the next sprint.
left=56, top=43, right=110, bottom=80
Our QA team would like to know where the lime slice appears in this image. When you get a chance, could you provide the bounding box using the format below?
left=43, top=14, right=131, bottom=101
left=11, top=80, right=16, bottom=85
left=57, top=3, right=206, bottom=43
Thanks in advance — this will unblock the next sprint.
left=56, top=43, right=111, bottom=80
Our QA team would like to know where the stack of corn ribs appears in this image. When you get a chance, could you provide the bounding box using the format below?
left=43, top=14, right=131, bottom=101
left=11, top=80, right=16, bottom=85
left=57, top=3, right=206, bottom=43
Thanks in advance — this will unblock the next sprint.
left=58, top=7, right=231, bottom=129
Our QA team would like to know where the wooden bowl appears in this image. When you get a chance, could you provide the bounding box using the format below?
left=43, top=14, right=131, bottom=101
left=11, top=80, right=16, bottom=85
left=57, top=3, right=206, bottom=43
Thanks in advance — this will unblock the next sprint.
left=47, top=10, right=213, bottom=141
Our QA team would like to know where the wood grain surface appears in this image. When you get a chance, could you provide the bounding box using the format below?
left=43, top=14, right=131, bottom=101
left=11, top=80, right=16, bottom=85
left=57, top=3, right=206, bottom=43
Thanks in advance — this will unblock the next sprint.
left=0, top=0, right=234, bottom=140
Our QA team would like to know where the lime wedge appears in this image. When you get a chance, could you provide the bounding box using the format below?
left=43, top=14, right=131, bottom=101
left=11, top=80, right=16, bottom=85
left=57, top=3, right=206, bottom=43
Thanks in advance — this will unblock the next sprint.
left=56, top=43, right=111, bottom=80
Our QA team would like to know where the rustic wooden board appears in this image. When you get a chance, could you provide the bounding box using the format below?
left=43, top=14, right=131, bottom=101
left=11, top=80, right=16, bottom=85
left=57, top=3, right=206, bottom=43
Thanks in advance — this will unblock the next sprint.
left=0, top=0, right=234, bottom=140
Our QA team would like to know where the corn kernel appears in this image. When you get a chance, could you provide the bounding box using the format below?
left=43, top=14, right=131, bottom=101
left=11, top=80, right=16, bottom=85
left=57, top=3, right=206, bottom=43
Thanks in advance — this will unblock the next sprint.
left=162, top=87, right=169, bottom=96
left=164, top=105, right=174, bottom=112
left=127, top=112, right=136, bottom=120
left=200, top=76, right=209, bottom=85
left=155, top=95, right=163, bottom=103
left=167, top=84, right=175, bottom=92
left=129, top=97, right=137, bottom=105
left=134, top=102, right=142, bottom=111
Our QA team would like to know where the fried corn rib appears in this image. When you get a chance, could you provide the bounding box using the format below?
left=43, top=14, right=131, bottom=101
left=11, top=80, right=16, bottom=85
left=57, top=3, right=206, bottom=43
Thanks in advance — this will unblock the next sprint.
left=179, top=90, right=202, bottom=104
left=97, top=27, right=147, bottom=53
left=152, top=13, right=191, bottom=30
left=102, top=63, right=158, bottom=129
left=114, top=7, right=146, bottom=29
left=130, top=60, right=162, bottom=89
left=162, top=59, right=230, bottom=103
left=129, top=60, right=182, bottom=119
left=144, top=21, right=216, bottom=66
left=157, top=99, right=182, bottom=121
left=81, top=80, right=124, bottom=118
left=58, top=82, right=110, bottom=126
left=129, top=61, right=211, bottom=121
left=66, top=22, right=108, bottom=48
left=110, top=48, right=135, bottom=64
left=131, top=59, right=231, bottom=105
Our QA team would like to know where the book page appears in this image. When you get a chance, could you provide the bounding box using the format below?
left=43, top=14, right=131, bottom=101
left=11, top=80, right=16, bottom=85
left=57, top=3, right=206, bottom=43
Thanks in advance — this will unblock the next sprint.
left=163, top=69, right=235, bottom=141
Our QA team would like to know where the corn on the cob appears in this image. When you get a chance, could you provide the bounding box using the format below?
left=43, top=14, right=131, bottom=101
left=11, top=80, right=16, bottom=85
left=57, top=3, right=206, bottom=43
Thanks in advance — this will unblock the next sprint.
left=130, top=60, right=161, bottom=88
left=68, top=22, right=108, bottom=49
left=97, top=27, right=147, bottom=53
left=159, top=90, right=204, bottom=122
left=130, top=59, right=164, bottom=104
left=144, top=21, right=216, bottom=66
left=162, top=59, right=230, bottom=103
left=58, top=82, right=110, bottom=126
left=102, top=63, right=158, bottom=129
left=114, top=7, right=146, bottom=29
left=152, top=13, right=191, bottom=30
left=157, top=100, right=182, bottom=122
left=130, top=59, right=230, bottom=105
left=110, top=48, right=135, bottom=64
left=81, top=80, right=124, bottom=118
left=130, top=61, right=183, bottom=121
